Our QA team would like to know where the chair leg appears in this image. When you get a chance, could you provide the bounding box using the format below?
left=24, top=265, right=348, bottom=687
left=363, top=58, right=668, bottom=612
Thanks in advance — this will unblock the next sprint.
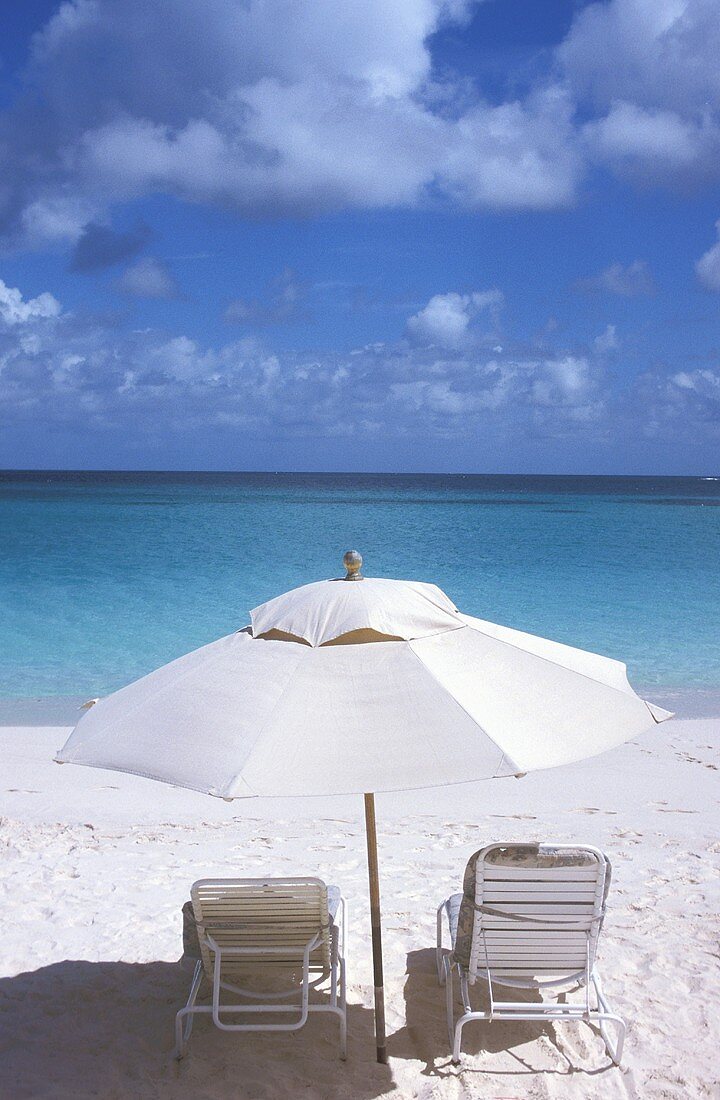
left=443, top=955, right=456, bottom=1052
left=451, top=968, right=473, bottom=1065
left=174, top=961, right=203, bottom=1060
left=176, top=949, right=347, bottom=1059
left=436, top=904, right=447, bottom=985
left=329, top=919, right=347, bottom=1060
left=339, top=957, right=347, bottom=1060
left=331, top=928, right=338, bottom=1007
left=460, top=972, right=471, bottom=1012
left=592, top=972, right=626, bottom=1064
left=452, top=1015, right=466, bottom=1066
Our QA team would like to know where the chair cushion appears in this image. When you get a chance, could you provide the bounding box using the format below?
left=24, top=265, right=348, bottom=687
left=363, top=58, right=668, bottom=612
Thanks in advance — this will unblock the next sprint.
left=445, top=892, right=463, bottom=947
left=449, top=890, right=475, bottom=970
left=327, top=885, right=342, bottom=923
left=182, top=899, right=200, bottom=964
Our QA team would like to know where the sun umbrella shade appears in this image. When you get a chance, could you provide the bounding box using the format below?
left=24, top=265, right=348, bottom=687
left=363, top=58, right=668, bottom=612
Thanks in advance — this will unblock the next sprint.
left=57, top=578, right=671, bottom=798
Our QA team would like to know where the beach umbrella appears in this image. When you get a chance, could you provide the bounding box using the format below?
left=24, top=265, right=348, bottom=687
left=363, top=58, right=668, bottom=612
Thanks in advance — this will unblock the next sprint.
left=56, top=551, right=672, bottom=1063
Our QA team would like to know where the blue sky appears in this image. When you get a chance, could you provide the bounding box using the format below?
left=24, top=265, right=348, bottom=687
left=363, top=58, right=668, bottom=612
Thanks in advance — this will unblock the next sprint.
left=0, top=0, right=719, bottom=473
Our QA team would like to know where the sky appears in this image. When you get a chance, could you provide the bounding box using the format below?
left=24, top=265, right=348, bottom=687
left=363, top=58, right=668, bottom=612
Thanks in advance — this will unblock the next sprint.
left=0, top=0, right=719, bottom=473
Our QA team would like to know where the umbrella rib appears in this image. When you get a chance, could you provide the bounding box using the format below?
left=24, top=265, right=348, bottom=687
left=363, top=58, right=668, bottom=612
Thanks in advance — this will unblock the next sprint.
left=406, top=642, right=519, bottom=777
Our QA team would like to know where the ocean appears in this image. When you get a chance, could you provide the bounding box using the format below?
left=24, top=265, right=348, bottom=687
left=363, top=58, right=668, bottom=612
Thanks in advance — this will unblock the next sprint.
left=1, top=471, right=719, bottom=719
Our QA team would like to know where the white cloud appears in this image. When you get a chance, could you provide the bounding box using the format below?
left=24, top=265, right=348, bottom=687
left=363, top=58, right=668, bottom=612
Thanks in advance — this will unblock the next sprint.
left=640, top=364, right=720, bottom=436
left=695, top=220, right=720, bottom=291
left=531, top=356, right=599, bottom=415
left=2, top=0, right=720, bottom=248
left=594, top=324, right=619, bottom=352
left=20, top=195, right=99, bottom=247
left=225, top=269, right=306, bottom=325
left=438, top=86, right=581, bottom=210
left=586, top=102, right=703, bottom=163
left=407, top=289, right=503, bottom=346
left=0, top=279, right=61, bottom=325
left=670, top=369, right=720, bottom=399
left=0, top=277, right=606, bottom=445
left=575, top=260, right=655, bottom=297
left=117, top=257, right=179, bottom=299
left=69, top=77, right=579, bottom=219
left=2, top=277, right=719, bottom=457
left=0, top=0, right=582, bottom=248
left=561, top=0, right=720, bottom=183
left=560, top=0, right=720, bottom=116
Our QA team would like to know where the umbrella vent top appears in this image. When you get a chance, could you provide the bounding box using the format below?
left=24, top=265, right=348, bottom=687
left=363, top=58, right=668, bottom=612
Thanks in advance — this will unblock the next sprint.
left=250, top=573, right=464, bottom=647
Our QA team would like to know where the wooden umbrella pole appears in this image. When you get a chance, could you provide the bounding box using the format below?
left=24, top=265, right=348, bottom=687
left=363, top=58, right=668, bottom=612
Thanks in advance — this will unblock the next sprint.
left=364, top=792, right=388, bottom=1065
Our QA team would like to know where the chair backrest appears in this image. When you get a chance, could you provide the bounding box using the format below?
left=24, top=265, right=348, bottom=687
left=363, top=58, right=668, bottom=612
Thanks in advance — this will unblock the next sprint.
left=191, top=877, right=332, bottom=981
left=456, top=843, right=610, bottom=986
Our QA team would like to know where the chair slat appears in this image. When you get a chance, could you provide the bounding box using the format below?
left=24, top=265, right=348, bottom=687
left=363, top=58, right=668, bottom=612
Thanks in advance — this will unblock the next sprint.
left=481, top=945, right=588, bottom=955
left=483, top=888, right=596, bottom=902
left=483, top=867, right=599, bottom=880
left=478, top=967, right=586, bottom=977
left=479, top=902, right=596, bottom=915
left=462, top=844, right=606, bottom=986
left=480, top=931, right=589, bottom=941
left=191, top=877, right=332, bottom=981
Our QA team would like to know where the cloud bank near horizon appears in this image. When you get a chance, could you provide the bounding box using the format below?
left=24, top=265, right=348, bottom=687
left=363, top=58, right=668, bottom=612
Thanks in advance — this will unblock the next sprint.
left=1, top=275, right=716, bottom=467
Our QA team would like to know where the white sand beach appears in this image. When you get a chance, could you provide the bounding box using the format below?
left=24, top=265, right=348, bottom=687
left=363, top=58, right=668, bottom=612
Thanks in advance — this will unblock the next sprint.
left=1, top=715, right=719, bottom=1099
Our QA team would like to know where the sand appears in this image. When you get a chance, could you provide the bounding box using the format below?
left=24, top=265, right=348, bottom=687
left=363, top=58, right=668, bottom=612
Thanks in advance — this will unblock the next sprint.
left=1, top=716, right=719, bottom=1099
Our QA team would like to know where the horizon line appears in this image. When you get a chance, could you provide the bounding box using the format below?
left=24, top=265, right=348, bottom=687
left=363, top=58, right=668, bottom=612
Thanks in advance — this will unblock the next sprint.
left=1, top=468, right=718, bottom=479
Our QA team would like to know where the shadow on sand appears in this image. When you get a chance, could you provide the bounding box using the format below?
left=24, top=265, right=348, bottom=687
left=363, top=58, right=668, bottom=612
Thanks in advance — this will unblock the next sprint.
left=0, top=959, right=391, bottom=1100
left=390, top=948, right=616, bottom=1082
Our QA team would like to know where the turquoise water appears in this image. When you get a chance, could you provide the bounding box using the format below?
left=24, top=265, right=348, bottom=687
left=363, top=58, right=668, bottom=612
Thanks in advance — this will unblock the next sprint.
left=1, top=472, right=719, bottom=701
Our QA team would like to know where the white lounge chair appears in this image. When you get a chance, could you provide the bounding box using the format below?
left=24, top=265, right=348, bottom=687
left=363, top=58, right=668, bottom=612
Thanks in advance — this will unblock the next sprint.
left=175, top=876, right=347, bottom=1059
left=436, top=843, right=625, bottom=1065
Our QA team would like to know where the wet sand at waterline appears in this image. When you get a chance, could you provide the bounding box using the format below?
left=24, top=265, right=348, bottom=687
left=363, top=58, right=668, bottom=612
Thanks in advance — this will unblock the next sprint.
left=1, top=716, right=719, bottom=1099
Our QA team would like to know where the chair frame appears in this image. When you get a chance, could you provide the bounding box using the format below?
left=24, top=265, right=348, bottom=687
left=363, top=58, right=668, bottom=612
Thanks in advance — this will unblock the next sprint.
left=436, top=843, right=625, bottom=1065
left=175, top=876, right=347, bottom=1059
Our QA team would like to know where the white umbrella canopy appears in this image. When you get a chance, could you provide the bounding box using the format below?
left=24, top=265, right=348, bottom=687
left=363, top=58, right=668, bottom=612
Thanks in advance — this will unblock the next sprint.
left=57, top=574, right=670, bottom=798
left=56, top=553, right=672, bottom=1062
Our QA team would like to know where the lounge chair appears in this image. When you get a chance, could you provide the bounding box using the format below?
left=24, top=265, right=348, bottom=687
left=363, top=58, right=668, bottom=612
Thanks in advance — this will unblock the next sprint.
left=175, top=876, right=347, bottom=1059
left=436, top=843, right=625, bottom=1064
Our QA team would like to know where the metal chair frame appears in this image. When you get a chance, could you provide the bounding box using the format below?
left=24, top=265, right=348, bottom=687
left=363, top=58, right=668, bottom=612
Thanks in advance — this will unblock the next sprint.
left=436, top=843, right=626, bottom=1065
left=175, top=878, right=347, bottom=1059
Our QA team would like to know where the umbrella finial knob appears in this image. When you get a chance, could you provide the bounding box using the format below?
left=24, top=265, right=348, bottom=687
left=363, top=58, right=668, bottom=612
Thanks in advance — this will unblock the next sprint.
left=343, top=549, right=363, bottom=580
